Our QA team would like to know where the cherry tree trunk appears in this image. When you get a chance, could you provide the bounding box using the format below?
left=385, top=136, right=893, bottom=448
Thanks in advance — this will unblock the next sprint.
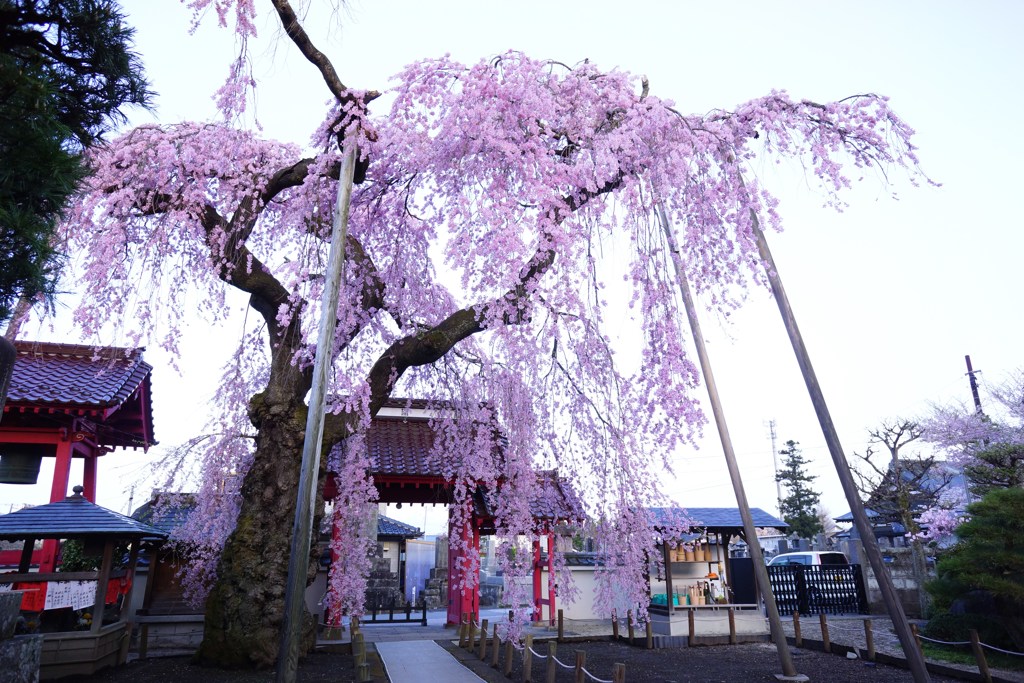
left=196, top=393, right=321, bottom=668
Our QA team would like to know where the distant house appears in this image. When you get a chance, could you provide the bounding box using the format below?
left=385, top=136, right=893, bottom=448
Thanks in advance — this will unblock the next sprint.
left=836, top=457, right=963, bottom=545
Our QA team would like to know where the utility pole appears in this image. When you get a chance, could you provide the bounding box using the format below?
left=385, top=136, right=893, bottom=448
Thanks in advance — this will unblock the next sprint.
left=768, top=419, right=782, bottom=516
left=965, top=355, right=983, bottom=415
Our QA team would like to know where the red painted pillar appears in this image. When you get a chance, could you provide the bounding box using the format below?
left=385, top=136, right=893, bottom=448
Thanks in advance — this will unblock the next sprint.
left=326, top=515, right=343, bottom=627
left=41, top=439, right=74, bottom=572
left=547, top=532, right=556, bottom=626
left=532, top=538, right=542, bottom=622
left=446, top=506, right=480, bottom=625
left=83, top=455, right=97, bottom=502
left=48, top=439, right=73, bottom=503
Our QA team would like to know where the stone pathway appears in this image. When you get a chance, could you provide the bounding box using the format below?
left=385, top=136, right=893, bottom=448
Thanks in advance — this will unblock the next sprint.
left=376, top=640, right=485, bottom=682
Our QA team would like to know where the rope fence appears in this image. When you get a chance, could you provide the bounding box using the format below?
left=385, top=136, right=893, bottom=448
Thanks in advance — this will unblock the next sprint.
left=787, top=611, right=1024, bottom=683
left=917, top=632, right=1024, bottom=656
left=457, top=608, right=1024, bottom=683
left=459, top=613, right=626, bottom=683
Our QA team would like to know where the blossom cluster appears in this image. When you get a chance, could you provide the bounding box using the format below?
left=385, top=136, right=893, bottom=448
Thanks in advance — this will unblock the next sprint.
left=63, top=48, right=930, bottom=624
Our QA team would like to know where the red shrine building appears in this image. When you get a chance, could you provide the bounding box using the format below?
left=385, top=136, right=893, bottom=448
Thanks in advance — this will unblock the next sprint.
left=325, top=400, right=584, bottom=625
left=0, top=341, right=156, bottom=571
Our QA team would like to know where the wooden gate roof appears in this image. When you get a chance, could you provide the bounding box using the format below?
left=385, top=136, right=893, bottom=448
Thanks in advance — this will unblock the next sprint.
left=2, top=341, right=155, bottom=449
left=327, top=415, right=584, bottom=526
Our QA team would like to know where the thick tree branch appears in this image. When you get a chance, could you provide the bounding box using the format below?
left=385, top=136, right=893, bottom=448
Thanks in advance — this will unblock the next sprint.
left=269, top=0, right=379, bottom=107
left=362, top=173, right=624, bottom=417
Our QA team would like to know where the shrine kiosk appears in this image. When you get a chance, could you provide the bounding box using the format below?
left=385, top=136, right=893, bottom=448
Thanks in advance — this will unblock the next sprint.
left=0, top=486, right=167, bottom=679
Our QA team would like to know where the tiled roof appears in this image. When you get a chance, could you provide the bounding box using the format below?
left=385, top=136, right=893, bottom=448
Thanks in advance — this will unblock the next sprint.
left=833, top=508, right=880, bottom=523
left=3, top=340, right=155, bottom=448
left=131, top=495, right=195, bottom=535
left=365, top=416, right=443, bottom=477
left=649, top=507, right=789, bottom=531
left=0, top=487, right=168, bottom=541
left=377, top=514, right=422, bottom=539
left=8, top=341, right=151, bottom=409
left=334, top=417, right=584, bottom=525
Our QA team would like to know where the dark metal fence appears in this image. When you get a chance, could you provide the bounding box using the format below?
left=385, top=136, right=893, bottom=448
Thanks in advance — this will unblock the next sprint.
left=364, top=600, right=428, bottom=626
left=767, top=564, right=868, bottom=616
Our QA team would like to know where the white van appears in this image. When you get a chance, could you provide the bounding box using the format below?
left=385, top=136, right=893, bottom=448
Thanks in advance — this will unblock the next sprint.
left=767, top=551, right=849, bottom=567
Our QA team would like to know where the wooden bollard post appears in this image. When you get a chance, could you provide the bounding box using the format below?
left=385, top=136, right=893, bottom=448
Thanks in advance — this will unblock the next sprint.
left=612, top=613, right=619, bottom=641
left=503, top=637, right=514, bottom=677
left=574, top=650, right=586, bottom=683
left=459, top=614, right=468, bottom=648
left=479, top=619, right=489, bottom=661
left=910, top=623, right=923, bottom=656
left=357, top=662, right=370, bottom=682
left=970, top=629, right=992, bottom=683
left=728, top=607, right=736, bottom=645
left=626, top=610, right=635, bottom=643
left=491, top=626, right=500, bottom=668
left=819, top=613, right=831, bottom=653
left=467, top=618, right=477, bottom=652
left=863, top=619, right=875, bottom=661
left=545, top=641, right=558, bottom=683
left=792, top=612, right=802, bottom=647
left=352, top=632, right=366, bottom=668
left=523, top=634, right=534, bottom=682
left=687, top=608, right=695, bottom=645
left=612, top=662, right=626, bottom=683
left=558, top=608, right=564, bottom=641
left=645, top=620, right=653, bottom=650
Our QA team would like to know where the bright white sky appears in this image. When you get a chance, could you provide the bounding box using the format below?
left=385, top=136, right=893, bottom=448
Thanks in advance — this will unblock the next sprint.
left=4, top=1, right=1022, bottom=537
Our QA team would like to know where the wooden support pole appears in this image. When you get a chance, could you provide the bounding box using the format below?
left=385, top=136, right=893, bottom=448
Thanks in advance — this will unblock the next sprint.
left=687, top=608, right=695, bottom=645
left=503, top=638, right=514, bottom=677
left=657, top=201, right=799, bottom=679
left=558, top=609, right=564, bottom=641
left=626, top=610, right=634, bottom=643
left=491, top=626, right=500, bottom=668
left=645, top=620, right=653, bottom=650
left=459, top=615, right=468, bottom=648
left=467, top=618, right=477, bottom=653
left=612, top=613, right=619, bottom=641
left=746, top=204, right=929, bottom=682
left=545, top=641, right=557, bottom=683
left=793, top=612, right=802, bottom=647
left=612, top=662, right=626, bottom=683
left=970, top=629, right=992, bottom=683
left=819, top=613, right=831, bottom=653
left=863, top=619, right=875, bottom=661
left=574, top=650, right=586, bottom=683
left=277, top=143, right=358, bottom=683
left=356, top=663, right=370, bottom=682
left=523, top=634, right=534, bottom=683
left=728, top=607, right=736, bottom=645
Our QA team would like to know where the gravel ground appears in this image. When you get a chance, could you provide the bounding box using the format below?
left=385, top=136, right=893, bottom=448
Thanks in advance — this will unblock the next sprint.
left=68, top=614, right=1024, bottom=683
left=445, top=639, right=965, bottom=683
